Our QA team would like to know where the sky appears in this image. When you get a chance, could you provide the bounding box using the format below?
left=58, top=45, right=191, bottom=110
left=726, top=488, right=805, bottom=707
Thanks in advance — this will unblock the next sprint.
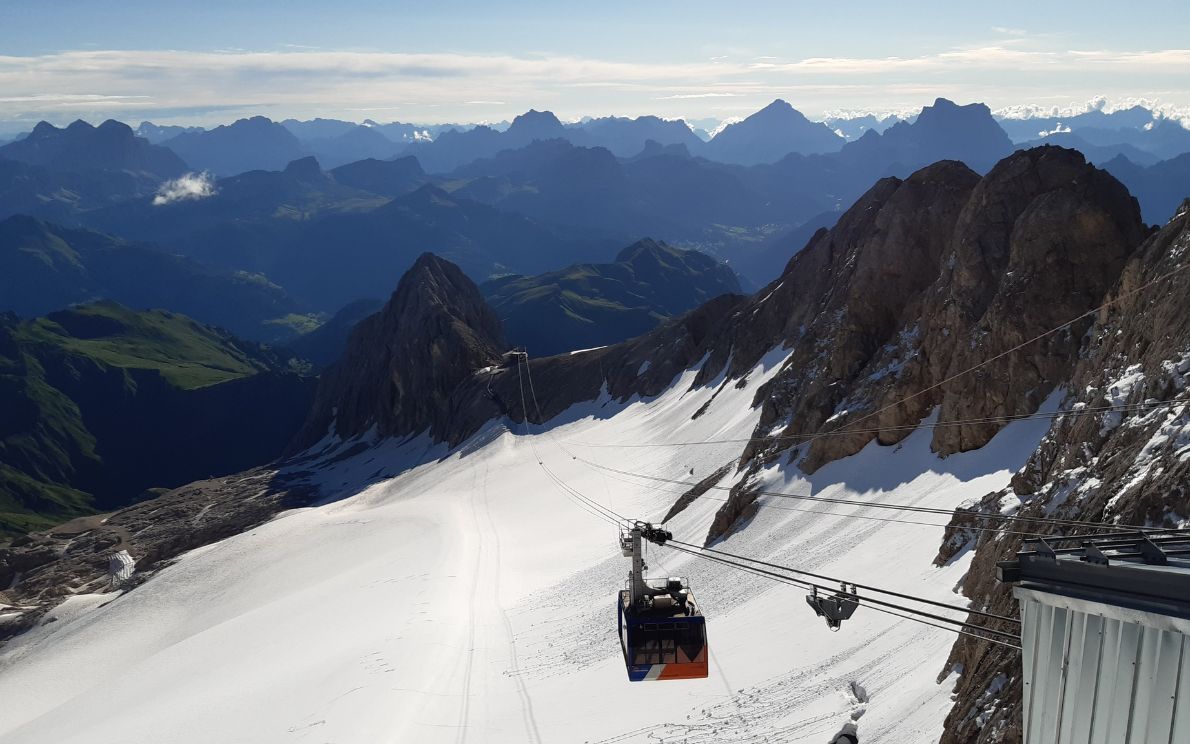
left=1, top=1, right=1188, bottom=131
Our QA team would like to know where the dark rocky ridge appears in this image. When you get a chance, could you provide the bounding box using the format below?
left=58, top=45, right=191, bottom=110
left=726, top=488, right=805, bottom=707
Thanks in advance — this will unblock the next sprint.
left=0, top=119, right=187, bottom=181
left=703, top=146, right=1147, bottom=540
left=293, top=253, right=508, bottom=448
left=295, top=147, right=1148, bottom=483
left=936, top=202, right=1190, bottom=744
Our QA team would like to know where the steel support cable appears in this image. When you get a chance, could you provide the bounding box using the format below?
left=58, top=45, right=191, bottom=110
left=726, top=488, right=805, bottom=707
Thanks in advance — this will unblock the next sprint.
left=569, top=453, right=1179, bottom=535
left=513, top=360, right=1024, bottom=643
left=662, top=542, right=1022, bottom=650
left=560, top=263, right=1190, bottom=534
left=518, top=355, right=629, bottom=526
left=570, top=444, right=1077, bottom=540
left=515, top=354, right=625, bottom=527
left=667, top=538, right=1018, bottom=626
left=518, top=352, right=631, bottom=524
left=809, top=260, right=1190, bottom=447
left=564, top=397, right=1189, bottom=449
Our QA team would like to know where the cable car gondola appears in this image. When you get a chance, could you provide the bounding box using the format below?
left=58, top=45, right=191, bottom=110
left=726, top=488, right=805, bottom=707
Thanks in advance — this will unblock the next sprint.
left=617, top=524, right=708, bottom=681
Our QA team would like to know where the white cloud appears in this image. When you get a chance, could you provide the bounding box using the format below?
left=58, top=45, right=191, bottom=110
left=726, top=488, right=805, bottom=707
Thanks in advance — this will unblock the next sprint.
left=993, top=96, right=1190, bottom=127
left=655, top=92, right=741, bottom=100
left=1038, top=122, right=1072, bottom=137
left=0, top=47, right=1186, bottom=125
left=153, top=172, right=216, bottom=206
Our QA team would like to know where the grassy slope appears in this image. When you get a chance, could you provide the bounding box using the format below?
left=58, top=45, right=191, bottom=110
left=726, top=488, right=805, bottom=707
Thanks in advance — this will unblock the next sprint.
left=483, top=240, right=740, bottom=355
left=21, top=302, right=271, bottom=389
left=0, top=302, right=286, bottom=536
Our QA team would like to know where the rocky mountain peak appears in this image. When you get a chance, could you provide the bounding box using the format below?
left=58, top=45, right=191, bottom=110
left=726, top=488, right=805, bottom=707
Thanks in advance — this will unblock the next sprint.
left=755, top=98, right=796, bottom=117
left=283, top=155, right=324, bottom=180
left=0, top=117, right=186, bottom=179
left=28, top=121, right=59, bottom=139
left=708, top=99, right=844, bottom=162
left=292, top=253, right=507, bottom=449
left=690, top=146, right=1147, bottom=538
left=936, top=185, right=1189, bottom=744
left=613, top=236, right=667, bottom=263
left=507, top=109, right=565, bottom=140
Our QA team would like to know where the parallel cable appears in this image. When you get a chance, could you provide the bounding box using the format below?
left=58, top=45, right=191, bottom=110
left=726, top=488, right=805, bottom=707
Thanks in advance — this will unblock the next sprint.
left=668, top=539, right=1018, bottom=625
left=515, top=353, right=625, bottom=528
left=565, top=398, right=1187, bottom=449
left=571, top=454, right=1174, bottom=534
left=814, top=259, right=1190, bottom=446
left=663, top=542, right=1021, bottom=650
left=563, top=262, right=1190, bottom=537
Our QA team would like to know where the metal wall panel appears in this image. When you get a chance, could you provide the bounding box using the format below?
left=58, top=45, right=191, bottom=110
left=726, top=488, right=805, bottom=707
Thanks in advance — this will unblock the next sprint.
left=1017, top=589, right=1190, bottom=744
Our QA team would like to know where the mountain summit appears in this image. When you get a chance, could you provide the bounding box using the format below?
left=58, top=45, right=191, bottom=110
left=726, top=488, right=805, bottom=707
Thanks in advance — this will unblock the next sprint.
left=294, top=253, right=507, bottom=448
left=0, top=119, right=187, bottom=180
left=706, top=99, right=845, bottom=164
left=841, top=97, right=1015, bottom=173
left=505, top=109, right=567, bottom=144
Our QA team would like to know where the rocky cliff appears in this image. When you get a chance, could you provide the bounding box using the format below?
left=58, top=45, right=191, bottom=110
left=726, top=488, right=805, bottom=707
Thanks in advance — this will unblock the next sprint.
left=293, top=252, right=507, bottom=448
left=935, top=201, right=1190, bottom=743
left=703, top=146, right=1148, bottom=540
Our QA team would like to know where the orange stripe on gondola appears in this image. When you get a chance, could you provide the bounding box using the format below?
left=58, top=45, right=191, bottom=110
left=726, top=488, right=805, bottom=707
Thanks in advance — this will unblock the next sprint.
left=657, top=660, right=709, bottom=680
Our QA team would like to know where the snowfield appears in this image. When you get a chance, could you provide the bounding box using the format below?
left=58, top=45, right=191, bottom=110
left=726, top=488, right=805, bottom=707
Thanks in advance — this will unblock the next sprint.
left=0, top=354, right=1053, bottom=744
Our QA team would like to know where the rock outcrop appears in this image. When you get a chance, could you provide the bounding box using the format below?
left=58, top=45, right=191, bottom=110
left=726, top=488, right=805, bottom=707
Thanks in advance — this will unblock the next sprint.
left=293, top=252, right=508, bottom=448
left=705, top=146, right=1148, bottom=540
left=936, top=201, right=1190, bottom=744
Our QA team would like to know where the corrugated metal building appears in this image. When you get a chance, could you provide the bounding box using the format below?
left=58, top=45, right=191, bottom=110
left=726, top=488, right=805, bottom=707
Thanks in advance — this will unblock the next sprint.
left=1000, top=534, right=1190, bottom=744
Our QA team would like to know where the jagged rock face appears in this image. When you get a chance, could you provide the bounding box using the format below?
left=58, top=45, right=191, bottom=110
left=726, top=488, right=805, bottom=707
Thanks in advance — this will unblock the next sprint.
left=706, top=146, right=1147, bottom=540
left=936, top=203, right=1190, bottom=744
left=293, top=253, right=507, bottom=448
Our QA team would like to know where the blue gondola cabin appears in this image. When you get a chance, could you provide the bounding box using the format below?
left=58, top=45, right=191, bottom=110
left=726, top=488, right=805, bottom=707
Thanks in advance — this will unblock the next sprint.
left=618, top=578, right=708, bottom=681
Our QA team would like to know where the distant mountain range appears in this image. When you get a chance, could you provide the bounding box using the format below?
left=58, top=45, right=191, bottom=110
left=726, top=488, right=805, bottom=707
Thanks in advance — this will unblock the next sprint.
left=283, top=239, right=741, bottom=366
left=0, top=98, right=1185, bottom=371
left=1103, top=152, right=1190, bottom=224
left=483, top=238, right=742, bottom=356
left=4, top=100, right=1187, bottom=179
left=0, top=215, right=306, bottom=342
left=160, top=116, right=306, bottom=176
left=0, top=120, right=186, bottom=180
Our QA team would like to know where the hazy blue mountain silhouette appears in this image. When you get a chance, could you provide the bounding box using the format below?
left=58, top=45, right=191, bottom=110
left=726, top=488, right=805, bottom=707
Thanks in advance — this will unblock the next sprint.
left=0, top=159, right=157, bottom=223
left=135, top=121, right=204, bottom=144
left=270, top=184, right=618, bottom=310
left=1020, top=132, right=1159, bottom=166
left=1074, top=119, right=1190, bottom=161
left=285, top=122, right=403, bottom=168
left=837, top=98, right=1014, bottom=174
left=161, top=116, right=306, bottom=176
left=705, top=99, right=845, bottom=164
left=0, top=120, right=186, bottom=180
left=0, top=215, right=302, bottom=341
left=1103, top=153, right=1190, bottom=224
left=482, top=238, right=741, bottom=356
left=280, top=118, right=360, bottom=141
left=575, top=115, right=704, bottom=157
left=329, top=156, right=426, bottom=197
left=81, top=156, right=382, bottom=275
left=996, top=105, right=1157, bottom=142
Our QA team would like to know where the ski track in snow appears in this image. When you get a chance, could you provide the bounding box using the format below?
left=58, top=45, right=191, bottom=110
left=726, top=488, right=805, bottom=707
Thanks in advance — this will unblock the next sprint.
left=0, top=357, right=1054, bottom=743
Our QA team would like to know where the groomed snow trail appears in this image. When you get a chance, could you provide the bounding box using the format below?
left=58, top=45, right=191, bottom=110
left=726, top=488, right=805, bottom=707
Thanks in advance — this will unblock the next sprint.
left=0, top=355, right=1052, bottom=743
